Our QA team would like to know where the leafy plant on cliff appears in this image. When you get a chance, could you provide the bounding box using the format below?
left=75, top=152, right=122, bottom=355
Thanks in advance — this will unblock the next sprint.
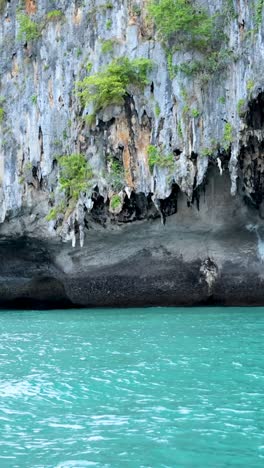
left=46, top=154, right=94, bottom=222
left=148, top=0, right=233, bottom=80
left=191, top=108, right=200, bottom=118
left=106, top=19, right=112, bottom=30
left=46, top=10, right=64, bottom=21
left=223, top=122, right=233, bottom=150
left=58, top=154, right=94, bottom=202
left=77, top=57, right=153, bottom=114
left=107, top=156, right=125, bottom=192
left=101, top=39, right=116, bottom=54
left=237, top=99, right=246, bottom=117
left=17, top=13, right=40, bottom=42
left=256, top=0, right=264, bottom=26
left=0, top=107, right=4, bottom=124
left=246, top=79, right=254, bottom=93
left=45, top=201, right=66, bottom=222
left=110, top=194, right=122, bottom=211
left=148, top=0, right=214, bottom=51
left=0, top=0, right=7, bottom=15
left=147, top=145, right=175, bottom=173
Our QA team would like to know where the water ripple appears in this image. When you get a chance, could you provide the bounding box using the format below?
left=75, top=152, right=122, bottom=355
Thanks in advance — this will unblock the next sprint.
left=0, top=307, right=264, bottom=467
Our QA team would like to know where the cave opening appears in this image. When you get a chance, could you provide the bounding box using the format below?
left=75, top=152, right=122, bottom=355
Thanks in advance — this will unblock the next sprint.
left=239, top=91, right=264, bottom=210
left=246, top=92, right=264, bottom=129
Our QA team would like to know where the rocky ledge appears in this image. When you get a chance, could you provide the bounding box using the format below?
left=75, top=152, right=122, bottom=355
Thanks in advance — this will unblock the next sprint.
left=1, top=168, right=264, bottom=308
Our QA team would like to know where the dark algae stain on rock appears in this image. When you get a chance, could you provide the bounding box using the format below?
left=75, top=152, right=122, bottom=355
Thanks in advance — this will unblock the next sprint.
left=1, top=1, right=264, bottom=306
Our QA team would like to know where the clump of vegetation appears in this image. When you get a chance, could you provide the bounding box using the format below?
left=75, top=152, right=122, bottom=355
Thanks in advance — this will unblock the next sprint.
left=45, top=201, right=66, bottom=222
left=106, top=19, right=112, bottom=30
left=177, top=121, right=183, bottom=138
left=46, top=154, right=94, bottom=222
left=77, top=57, right=152, bottom=114
left=17, top=13, right=40, bottom=42
left=223, top=122, right=233, bottom=150
left=107, top=156, right=125, bottom=192
left=174, top=49, right=233, bottom=81
left=76, top=48, right=82, bottom=58
left=237, top=98, right=246, bottom=116
left=58, top=154, right=94, bottom=202
left=148, top=0, right=214, bottom=51
left=31, top=95, right=37, bottom=105
left=101, top=39, right=115, bottom=54
left=155, top=103, right=161, bottom=117
left=218, top=96, right=226, bottom=104
left=0, top=107, right=4, bottom=123
left=200, top=138, right=220, bottom=157
left=256, top=0, right=264, bottom=27
left=147, top=145, right=175, bottom=173
left=86, top=62, right=93, bottom=73
left=84, top=113, right=96, bottom=126
left=132, top=4, right=141, bottom=16
left=46, top=10, right=64, bottom=21
left=0, top=0, right=7, bottom=15
left=191, top=108, right=200, bottom=118
left=148, top=0, right=233, bottom=80
left=246, top=79, right=254, bottom=93
left=110, top=194, right=122, bottom=211
left=166, top=50, right=175, bottom=79
left=201, top=147, right=212, bottom=157
left=103, top=2, right=113, bottom=9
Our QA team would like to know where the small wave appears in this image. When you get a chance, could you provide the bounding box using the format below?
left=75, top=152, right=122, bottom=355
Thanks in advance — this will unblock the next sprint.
left=55, top=461, right=98, bottom=467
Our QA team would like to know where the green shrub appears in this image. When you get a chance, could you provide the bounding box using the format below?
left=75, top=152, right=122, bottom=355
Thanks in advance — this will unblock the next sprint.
left=175, top=49, right=233, bottom=79
left=177, top=121, right=183, bottom=138
left=0, top=107, right=4, bottom=123
left=0, top=0, right=7, bottom=15
left=106, top=19, right=112, bottom=30
left=17, top=13, right=40, bottom=42
left=58, top=154, right=94, bottom=202
left=147, top=145, right=174, bottom=173
left=191, top=108, right=200, bottom=118
left=246, top=79, right=254, bottom=93
left=155, top=103, right=161, bottom=117
left=148, top=1, right=233, bottom=80
left=101, top=39, right=115, bottom=54
left=110, top=194, right=122, bottom=211
left=148, top=0, right=214, bottom=51
left=166, top=50, right=177, bottom=79
left=76, top=48, right=82, bottom=58
left=77, top=57, right=153, bottom=114
left=84, top=114, right=96, bottom=126
left=46, top=10, right=64, bottom=21
left=46, top=201, right=66, bottom=222
left=201, top=147, right=212, bottom=157
left=223, top=122, right=233, bottom=150
left=237, top=98, right=246, bottom=116
left=31, top=95, right=37, bottom=105
left=256, top=0, right=264, bottom=26
left=132, top=4, right=141, bottom=16
left=86, top=62, right=93, bottom=73
left=103, top=2, right=113, bottom=9
left=107, top=156, right=124, bottom=191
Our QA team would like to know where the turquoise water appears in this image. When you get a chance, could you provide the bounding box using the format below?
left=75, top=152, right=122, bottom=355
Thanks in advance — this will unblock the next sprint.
left=0, top=308, right=264, bottom=467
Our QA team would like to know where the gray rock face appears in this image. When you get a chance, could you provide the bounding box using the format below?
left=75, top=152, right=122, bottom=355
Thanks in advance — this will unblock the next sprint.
left=1, top=167, right=264, bottom=307
left=1, top=0, right=264, bottom=306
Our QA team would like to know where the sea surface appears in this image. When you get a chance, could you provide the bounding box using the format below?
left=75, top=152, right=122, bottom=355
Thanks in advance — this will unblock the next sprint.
left=0, top=307, right=264, bottom=467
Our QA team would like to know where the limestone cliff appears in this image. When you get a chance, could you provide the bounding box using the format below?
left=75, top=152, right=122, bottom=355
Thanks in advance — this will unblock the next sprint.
left=1, top=0, right=264, bottom=307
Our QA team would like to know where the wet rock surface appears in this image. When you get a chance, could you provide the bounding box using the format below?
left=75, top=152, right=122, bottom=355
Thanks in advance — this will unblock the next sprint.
left=1, top=169, right=264, bottom=308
